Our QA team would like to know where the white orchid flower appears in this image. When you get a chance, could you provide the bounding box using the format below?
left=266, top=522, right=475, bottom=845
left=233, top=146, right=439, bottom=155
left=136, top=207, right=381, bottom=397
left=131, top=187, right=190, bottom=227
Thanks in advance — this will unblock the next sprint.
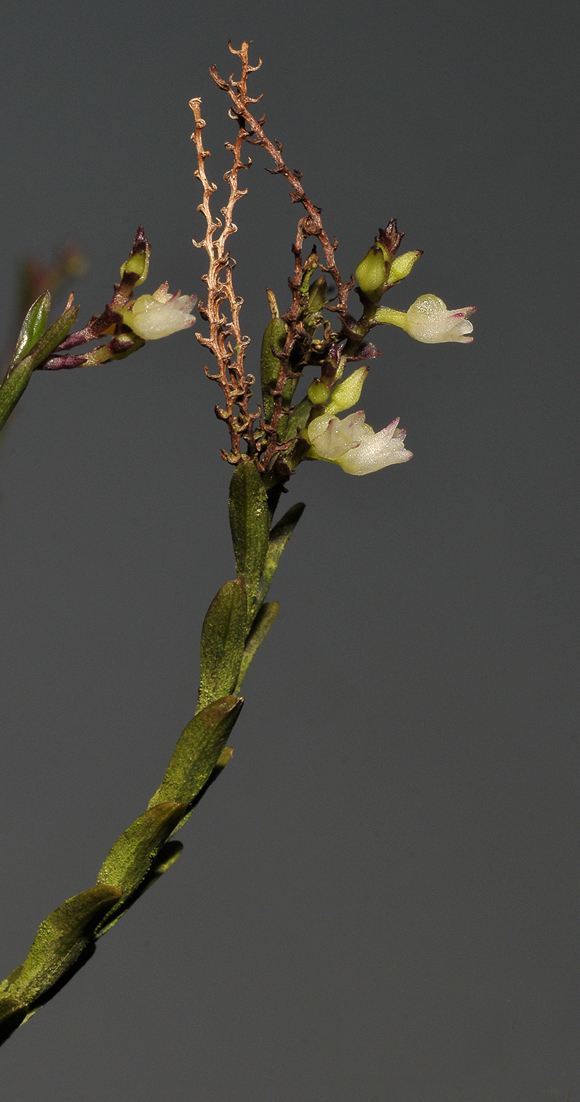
left=126, top=283, right=197, bottom=340
left=405, top=294, right=475, bottom=343
left=306, top=410, right=412, bottom=475
left=376, top=294, right=475, bottom=344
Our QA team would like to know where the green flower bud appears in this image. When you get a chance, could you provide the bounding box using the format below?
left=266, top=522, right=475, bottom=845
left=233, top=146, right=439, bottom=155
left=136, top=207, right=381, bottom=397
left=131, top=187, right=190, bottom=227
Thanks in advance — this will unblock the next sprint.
left=326, top=366, right=369, bottom=415
left=307, top=378, right=331, bottom=405
left=386, top=250, right=423, bottom=287
left=355, top=242, right=390, bottom=301
left=120, top=232, right=151, bottom=287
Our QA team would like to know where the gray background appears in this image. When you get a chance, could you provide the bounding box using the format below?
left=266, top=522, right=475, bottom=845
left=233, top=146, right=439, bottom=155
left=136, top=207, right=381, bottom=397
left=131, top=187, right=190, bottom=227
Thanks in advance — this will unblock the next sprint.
left=0, top=0, right=578, bottom=1098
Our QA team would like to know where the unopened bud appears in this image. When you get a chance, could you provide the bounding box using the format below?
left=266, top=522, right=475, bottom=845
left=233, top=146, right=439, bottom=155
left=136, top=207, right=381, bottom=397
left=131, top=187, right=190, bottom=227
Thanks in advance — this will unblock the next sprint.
left=326, top=367, right=369, bottom=415
left=386, top=250, right=423, bottom=287
left=120, top=231, right=151, bottom=286
left=355, top=243, right=390, bottom=301
left=308, top=277, right=327, bottom=314
left=308, top=378, right=331, bottom=405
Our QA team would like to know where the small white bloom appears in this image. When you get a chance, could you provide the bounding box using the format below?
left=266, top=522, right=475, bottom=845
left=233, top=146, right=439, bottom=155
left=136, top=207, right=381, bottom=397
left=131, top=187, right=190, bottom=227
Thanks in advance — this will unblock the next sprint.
left=126, top=282, right=197, bottom=340
left=307, top=410, right=412, bottom=475
left=404, top=294, right=475, bottom=343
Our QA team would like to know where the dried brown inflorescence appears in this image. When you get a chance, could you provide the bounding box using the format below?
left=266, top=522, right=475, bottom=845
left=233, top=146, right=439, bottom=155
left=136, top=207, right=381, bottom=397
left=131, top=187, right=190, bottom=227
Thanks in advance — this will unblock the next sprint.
left=190, top=44, right=259, bottom=465
left=192, top=43, right=389, bottom=478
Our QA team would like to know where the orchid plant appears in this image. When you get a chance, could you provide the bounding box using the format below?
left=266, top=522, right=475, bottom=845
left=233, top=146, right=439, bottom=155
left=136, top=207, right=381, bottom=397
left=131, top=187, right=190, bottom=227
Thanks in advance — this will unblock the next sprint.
left=0, top=42, right=474, bottom=1045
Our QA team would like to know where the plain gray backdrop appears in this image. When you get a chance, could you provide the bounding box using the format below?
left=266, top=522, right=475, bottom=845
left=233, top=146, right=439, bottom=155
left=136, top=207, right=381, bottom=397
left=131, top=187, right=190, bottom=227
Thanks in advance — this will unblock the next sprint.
left=1, top=0, right=578, bottom=1098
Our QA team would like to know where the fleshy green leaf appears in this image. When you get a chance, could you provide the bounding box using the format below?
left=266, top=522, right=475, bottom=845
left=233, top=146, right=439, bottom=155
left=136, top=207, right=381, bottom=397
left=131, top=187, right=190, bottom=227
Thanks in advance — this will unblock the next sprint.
left=9, top=292, right=51, bottom=371
left=96, top=801, right=186, bottom=899
left=5, top=886, right=121, bottom=1005
left=151, top=744, right=235, bottom=839
left=260, top=315, right=289, bottom=422
left=279, top=396, right=312, bottom=442
left=228, top=461, right=270, bottom=608
left=150, top=839, right=183, bottom=876
left=256, top=502, right=305, bottom=606
left=198, top=578, right=248, bottom=710
left=236, top=601, right=279, bottom=691
left=95, top=837, right=185, bottom=938
left=148, top=695, right=243, bottom=812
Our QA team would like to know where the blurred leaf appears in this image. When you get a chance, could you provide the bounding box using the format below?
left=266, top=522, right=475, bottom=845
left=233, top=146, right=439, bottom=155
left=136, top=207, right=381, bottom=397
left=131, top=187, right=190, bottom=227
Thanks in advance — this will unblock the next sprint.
left=4, top=886, right=121, bottom=1006
left=198, top=579, right=247, bottom=709
left=148, top=695, right=243, bottom=812
left=236, top=601, right=279, bottom=691
left=228, top=460, right=270, bottom=607
left=17, top=244, right=86, bottom=321
left=0, top=304, right=79, bottom=432
left=5, top=302, right=78, bottom=380
left=9, top=292, right=51, bottom=371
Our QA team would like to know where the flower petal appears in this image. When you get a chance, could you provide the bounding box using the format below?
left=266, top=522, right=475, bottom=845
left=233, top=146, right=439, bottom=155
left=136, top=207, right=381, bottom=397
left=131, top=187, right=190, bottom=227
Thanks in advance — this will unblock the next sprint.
left=307, top=409, right=412, bottom=474
left=339, top=418, right=412, bottom=475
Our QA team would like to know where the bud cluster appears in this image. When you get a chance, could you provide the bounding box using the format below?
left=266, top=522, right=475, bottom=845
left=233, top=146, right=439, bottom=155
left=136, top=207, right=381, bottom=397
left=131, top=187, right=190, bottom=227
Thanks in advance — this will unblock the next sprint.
left=253, top=216, right=474, bottom=481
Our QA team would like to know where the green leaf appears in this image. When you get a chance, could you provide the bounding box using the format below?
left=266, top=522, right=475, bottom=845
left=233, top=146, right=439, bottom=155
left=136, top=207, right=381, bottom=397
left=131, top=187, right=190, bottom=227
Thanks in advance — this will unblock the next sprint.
left=198, top=579, right=248, bottom=709
left=236, top=601, right=279, bottom=691
left=0, top=996, right=28, bottom=1044
left=9, top=291, right=51, bottom=371
left=0, top=304, right=79, bottom=433
left=151, top=744, right=235, bottom=839
left=96, top=801, right=186, bottom=900
left=150, top=839, right=183, bottom=876
left=256, top=502, right=305, bottom=606
left=5, top=886, right=121, bottom=1005
left=260, top=315, right=289, bottom=422
left=148, top=695, right=243, bottom=812
left=6, top=302, right=79, bottom=378
left=95, top=836, right=185, bottom=938
left=228, top=461, right=270, bottom=608
left=279, top=396, right=312, bottom=442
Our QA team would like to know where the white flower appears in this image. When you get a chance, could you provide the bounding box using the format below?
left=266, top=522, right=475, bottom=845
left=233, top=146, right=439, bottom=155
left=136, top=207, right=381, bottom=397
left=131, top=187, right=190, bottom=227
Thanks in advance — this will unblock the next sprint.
left=306, top=410, right=412, bottom=475
left=126, top=283, right=197, bottom=340
left=404, top=294, right=475, bottom=343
